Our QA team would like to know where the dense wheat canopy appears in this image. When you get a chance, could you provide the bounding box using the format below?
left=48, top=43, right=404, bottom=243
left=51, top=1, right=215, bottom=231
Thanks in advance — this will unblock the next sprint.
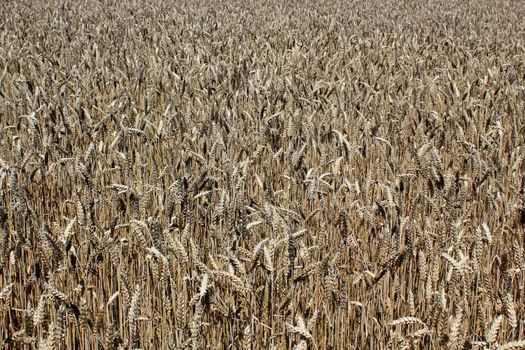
left=1, top=0, right=525, bottom=348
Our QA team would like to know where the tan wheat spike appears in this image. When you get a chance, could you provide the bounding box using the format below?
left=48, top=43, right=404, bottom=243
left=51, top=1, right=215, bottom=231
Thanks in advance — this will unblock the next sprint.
left=129, top=285, right=142, bottom=348
left=390, top=317, right=427, bottom=327
left=243, top=324, right=252, bottom=350
left=0, top=282, right=14, bottom=301
left=199, top=273, right=209, bottom=299
left=449, top=307, right=463, bottom=349
left=286, top=315, right=313, bottom=339
left=503, top=292, right=518, bottom=329
left=294, top=340, right=308, bottom=350
left=263, top=246, right=274, bottom=272
left=501, top=341, right=525, bottom=350
left=486, top=315, right=504, bottom=343
left=212, top=270, right=250, bottom=295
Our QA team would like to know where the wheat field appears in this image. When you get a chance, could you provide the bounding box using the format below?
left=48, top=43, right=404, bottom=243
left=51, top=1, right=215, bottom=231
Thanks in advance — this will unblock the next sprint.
left=1, top=0, right=525, bottom=349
